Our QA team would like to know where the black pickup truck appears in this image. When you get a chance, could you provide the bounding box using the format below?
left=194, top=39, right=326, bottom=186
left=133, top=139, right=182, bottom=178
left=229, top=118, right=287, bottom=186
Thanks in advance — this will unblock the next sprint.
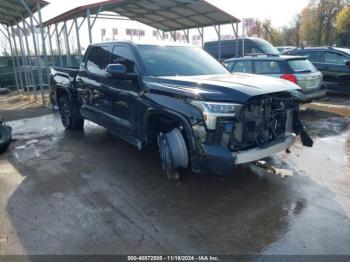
left=50, top=41, right=312, bottom=179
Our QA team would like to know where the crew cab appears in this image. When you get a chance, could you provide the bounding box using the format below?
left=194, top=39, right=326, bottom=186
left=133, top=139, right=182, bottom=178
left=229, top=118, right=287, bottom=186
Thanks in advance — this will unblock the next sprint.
left=50, top=41, right=313, bottom=180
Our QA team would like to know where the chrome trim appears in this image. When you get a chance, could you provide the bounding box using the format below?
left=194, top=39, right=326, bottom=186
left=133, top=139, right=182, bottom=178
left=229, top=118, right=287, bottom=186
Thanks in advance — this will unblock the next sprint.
left=233, top=133, right=296, bottom=164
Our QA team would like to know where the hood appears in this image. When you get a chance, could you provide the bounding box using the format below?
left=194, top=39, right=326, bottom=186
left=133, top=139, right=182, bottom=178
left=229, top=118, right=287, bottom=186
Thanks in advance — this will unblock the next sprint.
left=144, top=73, right=301, bottom=103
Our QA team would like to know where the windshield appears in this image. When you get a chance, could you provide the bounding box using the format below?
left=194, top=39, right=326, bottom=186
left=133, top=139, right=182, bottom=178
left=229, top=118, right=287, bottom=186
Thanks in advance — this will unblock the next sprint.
left=288, top=59, right=317, bottom=73
left=335, top=47, right=350, bottom=56
left=254, top=38, right=280, bottom=55
left=137, top=45, right=229, bottom=77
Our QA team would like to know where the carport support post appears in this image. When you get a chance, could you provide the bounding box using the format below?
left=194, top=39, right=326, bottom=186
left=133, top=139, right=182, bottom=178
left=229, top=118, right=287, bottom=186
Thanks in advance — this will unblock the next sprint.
left=87, top=9, right=92, bottom=44
left=242, top=21, right=245, bottom=57
left=197, top=27, right=204, bottom=47
left=11, top=27, right=23, bottom=91
left=29, top=15, right=45, bottom=105
left=47, top=26, right=54, bottom=64
left=37, top=1, right=51, bottom=92
left=236, top=22, right=239, bottom=57
left=214, top=25, right=221, bottom=61
left=17, top=26, right=30, bottom=90
left=74, top=18, right=82, bottom=62
left=63, top=21, right=71, bottom=67
left=55, top=24, right=63, bottom=67
left=6, top=26, right=19, bottom=92
left=183, top=29, right=189, bottom=43
left=23, top=21, right=35, bottom=90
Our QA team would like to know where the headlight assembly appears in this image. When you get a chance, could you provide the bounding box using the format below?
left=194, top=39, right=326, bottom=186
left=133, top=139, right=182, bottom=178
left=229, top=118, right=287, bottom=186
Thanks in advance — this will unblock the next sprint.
left=190, top=101, right=243, bottom=130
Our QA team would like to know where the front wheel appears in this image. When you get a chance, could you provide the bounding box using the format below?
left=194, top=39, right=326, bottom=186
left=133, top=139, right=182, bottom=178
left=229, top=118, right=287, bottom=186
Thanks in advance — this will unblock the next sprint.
left=58, top=97, right=84, bottom=130
left=157, top=128, right=188, bottom=180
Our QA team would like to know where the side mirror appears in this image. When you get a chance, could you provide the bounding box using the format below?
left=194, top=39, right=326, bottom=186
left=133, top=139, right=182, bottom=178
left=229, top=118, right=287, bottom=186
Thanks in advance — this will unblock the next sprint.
left=106, top=64, right=127, bottom=77
left=345, top=60, right=350, bottom=67
left=106, top=63, right=139, bottom=81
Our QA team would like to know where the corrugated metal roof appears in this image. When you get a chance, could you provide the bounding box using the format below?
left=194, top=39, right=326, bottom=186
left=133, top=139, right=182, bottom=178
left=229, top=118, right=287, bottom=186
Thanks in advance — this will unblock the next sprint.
left=42, top=0, right=240, bottom=31
left=0, top=0, right=49, bottom=26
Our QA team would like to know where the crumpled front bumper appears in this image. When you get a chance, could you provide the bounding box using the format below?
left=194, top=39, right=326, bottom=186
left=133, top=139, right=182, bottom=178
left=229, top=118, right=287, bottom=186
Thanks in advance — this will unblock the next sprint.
left=234, top=133, right=296, bottom=164
left=191, top=133, right=297, bottom=175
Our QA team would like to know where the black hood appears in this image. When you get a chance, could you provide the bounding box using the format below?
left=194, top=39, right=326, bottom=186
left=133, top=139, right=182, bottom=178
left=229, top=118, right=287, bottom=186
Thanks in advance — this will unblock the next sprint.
left=144, top=73, right=301, bottom=103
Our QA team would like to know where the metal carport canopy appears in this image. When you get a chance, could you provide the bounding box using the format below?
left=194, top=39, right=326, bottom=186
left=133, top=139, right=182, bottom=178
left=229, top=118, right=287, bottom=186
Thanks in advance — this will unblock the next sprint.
left=0, top=0, right=49, bottom=26
left=41, top=0, right=240, bottom=31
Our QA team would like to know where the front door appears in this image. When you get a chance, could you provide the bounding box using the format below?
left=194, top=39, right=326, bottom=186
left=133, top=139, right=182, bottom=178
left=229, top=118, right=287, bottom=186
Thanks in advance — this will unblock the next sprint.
left=107, top=44, right=140, bottom=137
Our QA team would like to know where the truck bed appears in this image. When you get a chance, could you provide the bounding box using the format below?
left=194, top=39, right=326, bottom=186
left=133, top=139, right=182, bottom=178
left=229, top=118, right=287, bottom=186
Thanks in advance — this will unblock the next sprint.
left=50, top=67, right=80, bottom=109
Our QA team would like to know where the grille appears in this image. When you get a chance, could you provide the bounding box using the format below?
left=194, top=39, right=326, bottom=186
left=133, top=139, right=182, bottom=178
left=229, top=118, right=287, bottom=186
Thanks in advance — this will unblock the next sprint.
left=230, top=97, right=293, bottom=151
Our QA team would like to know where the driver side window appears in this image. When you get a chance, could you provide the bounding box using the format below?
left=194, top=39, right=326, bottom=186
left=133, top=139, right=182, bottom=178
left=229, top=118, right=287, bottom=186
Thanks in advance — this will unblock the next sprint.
left=111, top=45, right=136, bottom=73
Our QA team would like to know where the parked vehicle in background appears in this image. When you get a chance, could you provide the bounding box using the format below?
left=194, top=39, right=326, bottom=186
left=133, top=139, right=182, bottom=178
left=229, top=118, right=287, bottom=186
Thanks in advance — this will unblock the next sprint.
left=224, top=55, right=326, bottom=102
left=204, top=37, right=280, bottom=60
left=0, top=118, right=12, bottom=154
left=276, top=46, right=296, bottom=54
left=286, top=47, right=350, bottom=94
left=50, top=41, right=312, bottom=180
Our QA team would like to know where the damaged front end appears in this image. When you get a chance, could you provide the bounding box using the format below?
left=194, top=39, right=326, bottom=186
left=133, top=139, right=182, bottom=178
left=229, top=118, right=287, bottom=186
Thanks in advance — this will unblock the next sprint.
left=190, top=92, right=313, bottom=174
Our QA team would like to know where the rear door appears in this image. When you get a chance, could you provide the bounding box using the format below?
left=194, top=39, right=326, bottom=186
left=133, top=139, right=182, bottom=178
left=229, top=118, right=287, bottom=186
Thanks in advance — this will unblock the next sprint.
left=76, top=45, right=114, bottom=128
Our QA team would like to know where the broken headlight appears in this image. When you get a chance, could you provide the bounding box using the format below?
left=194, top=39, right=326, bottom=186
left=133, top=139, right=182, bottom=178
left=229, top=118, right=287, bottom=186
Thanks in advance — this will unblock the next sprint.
left=190, top=101, right=243, bottom=130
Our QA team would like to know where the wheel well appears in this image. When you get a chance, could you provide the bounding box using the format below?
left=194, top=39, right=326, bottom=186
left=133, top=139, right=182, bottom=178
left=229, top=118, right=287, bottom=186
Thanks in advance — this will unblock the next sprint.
left=146, top=114, right=187, bottom=147
left=56, top=88, right=69, bottom=103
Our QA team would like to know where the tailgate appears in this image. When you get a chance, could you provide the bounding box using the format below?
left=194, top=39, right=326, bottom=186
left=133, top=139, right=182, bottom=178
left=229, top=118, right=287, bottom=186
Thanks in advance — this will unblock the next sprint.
left=296, top=72, right=322, bottom=91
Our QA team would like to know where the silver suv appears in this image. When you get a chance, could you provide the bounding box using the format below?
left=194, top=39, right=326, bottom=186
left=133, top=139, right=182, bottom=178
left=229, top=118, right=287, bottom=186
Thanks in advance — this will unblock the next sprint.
left=224, top=55, right=327, bottom=102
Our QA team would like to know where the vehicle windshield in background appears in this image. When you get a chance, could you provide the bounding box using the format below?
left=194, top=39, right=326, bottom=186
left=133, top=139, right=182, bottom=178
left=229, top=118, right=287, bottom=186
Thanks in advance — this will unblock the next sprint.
left=288, top=59, right=317, bottom=73
left=137, top=45, right=229, bottom=77
left=254, top=38, right=280, bottom=55
left=335, top=47, right=350, bottom=55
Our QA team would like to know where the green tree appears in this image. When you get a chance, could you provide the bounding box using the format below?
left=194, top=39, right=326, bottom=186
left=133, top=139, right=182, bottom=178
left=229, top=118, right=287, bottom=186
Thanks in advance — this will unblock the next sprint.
left=336, top=5, right=350, bottom=46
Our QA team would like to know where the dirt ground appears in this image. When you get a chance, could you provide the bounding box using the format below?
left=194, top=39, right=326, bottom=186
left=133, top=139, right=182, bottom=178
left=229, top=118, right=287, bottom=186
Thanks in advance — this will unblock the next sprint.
left=0, top=93, right=350, bottom=256
left=0, top=92, right=51, bottom=121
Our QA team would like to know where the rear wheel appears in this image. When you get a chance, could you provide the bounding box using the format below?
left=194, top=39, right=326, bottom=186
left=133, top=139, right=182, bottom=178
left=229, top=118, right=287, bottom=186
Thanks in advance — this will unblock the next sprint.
left=58, top=97, right=84, bottom=130
left=157, top=128, right=188, bottom=180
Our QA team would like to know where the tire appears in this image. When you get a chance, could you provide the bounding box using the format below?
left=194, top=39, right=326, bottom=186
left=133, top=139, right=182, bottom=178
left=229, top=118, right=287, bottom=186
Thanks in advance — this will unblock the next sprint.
left=157, top=128, right=188, bottom=180
left=0, top=124, right=12, bottom=154
left=58, top=97, right=84, bottom=130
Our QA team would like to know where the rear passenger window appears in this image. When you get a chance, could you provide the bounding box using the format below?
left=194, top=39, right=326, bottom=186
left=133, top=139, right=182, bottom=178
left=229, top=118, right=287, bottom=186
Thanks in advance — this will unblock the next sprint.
left=324, top=52, right=347, bottom=65
left=301, top=51, right=322, bottom=62
left=255, top=61, right=281, bottom=74
left=231, top=61, right=252, bottom=73
left=86, top=45, right=112, bottom=76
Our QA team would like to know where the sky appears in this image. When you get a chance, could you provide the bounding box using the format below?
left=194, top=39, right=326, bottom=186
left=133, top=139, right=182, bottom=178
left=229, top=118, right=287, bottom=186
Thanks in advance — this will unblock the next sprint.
left=1, top=0, right=310, bottom=54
